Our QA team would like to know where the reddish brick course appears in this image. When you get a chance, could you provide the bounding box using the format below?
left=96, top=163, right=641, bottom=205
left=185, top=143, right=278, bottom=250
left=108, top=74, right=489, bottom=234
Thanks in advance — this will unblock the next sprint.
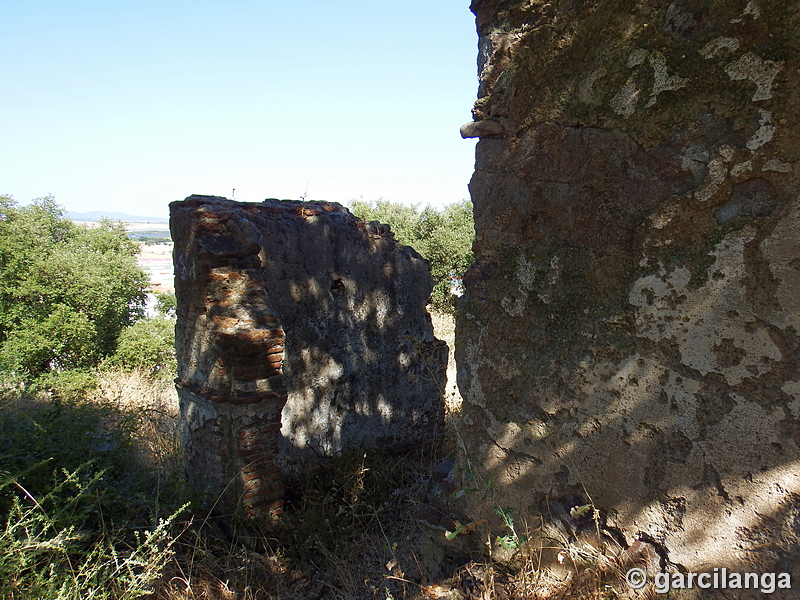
left=171, top=195, right=447, bottom=520
left=173, top=200, right=288, bottom=518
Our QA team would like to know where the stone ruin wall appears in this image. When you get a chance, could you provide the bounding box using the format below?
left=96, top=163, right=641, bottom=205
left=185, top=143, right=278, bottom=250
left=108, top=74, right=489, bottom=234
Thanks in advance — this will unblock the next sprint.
left=170, top=196, right=447, bottom=517
left=457, top=0, right=800, bottom=579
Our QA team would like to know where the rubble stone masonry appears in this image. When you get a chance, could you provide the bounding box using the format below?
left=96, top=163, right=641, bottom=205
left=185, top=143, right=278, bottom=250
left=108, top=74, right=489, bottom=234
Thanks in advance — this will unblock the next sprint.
left=457, top=0, right=800, bottom=585
left=171, top=196, right=446, bottom=517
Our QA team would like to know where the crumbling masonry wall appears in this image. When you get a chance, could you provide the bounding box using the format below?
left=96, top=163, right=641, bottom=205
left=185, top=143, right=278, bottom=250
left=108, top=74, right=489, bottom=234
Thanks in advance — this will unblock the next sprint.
left=171, top=196, right=447, bottom=516
left=457, top=0, right=800, bottom=580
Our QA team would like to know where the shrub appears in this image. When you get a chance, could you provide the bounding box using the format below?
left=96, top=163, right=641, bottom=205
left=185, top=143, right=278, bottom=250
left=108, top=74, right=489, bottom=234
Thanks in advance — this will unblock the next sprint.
left=349, top=199, right=474, bottom=313
left=32, top=369, right=98, bottom=402
left=105, top=317, right=176, bottom=378
left=0, top=196, right=148, bottom=380
left=153, top=291, right=177, bottom=318
left=0, top=395, right=187, bottom=599
left=0, top=305, right=97, bottom=377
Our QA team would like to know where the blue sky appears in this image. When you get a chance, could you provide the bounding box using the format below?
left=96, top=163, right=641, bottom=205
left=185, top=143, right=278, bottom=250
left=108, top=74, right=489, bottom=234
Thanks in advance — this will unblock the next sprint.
left=2, top=1, right=479, bottom=218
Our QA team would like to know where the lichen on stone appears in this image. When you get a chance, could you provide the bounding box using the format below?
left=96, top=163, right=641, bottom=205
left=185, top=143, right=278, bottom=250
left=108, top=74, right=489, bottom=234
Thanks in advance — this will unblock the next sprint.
left=724, top=52, right=783, bottom=101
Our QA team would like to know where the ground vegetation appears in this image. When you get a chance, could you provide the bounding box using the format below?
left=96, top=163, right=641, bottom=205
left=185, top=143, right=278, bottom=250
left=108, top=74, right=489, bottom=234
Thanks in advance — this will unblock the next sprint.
left=0, top=197, right=644, bottom=598
left=349, top=199, right=474, bottom=314
left=0, top=196, right=148, bottom=382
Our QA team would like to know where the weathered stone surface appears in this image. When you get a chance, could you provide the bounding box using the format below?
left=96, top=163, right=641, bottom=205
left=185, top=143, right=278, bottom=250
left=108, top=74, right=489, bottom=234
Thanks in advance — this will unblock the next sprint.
left=457, top=0, right=800, bottom=584
left=172, top=196, right=447, bottom=516
left=460, top=119, right=505, bottom=138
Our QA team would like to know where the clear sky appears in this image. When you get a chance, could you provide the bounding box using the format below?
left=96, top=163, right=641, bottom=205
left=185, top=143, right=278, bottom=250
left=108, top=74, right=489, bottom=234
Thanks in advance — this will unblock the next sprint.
left=2, top=1, right=479, bottom=219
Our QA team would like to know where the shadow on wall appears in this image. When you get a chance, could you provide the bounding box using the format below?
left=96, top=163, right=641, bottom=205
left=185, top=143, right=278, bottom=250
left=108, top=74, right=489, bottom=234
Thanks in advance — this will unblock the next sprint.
left=245, top=202, right=448, bottom=460
left=170, top=196, right=447, bottom=517
left=456, top=0, right=800, bottom=588
left=457, top=331, right=800, bottom=581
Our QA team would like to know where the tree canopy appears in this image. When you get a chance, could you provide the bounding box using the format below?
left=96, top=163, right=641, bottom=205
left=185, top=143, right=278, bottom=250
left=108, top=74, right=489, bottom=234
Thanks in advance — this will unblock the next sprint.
left=0, top=196, right=148, bottom=379
left=349, top=199, right=474, bottom=313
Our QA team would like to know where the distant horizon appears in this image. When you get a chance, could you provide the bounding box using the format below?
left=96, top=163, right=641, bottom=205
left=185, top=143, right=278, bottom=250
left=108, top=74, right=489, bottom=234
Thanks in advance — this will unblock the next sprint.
left=60, top=192, right=473, bottom=224
left=65, top=209, right=169, bottom=223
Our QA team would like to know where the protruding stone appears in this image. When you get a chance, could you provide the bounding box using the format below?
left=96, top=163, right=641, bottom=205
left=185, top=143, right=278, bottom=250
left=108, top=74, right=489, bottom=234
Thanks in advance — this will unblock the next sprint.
left=460, top=119, right=504, bottom=138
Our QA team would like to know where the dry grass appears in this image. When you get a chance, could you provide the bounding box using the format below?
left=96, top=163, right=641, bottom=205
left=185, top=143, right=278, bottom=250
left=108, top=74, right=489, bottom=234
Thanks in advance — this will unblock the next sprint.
left=408, top=517, right=655, bottom=600
left=93, top=370, right=182, bottom=470
left=1, top=323, right=652, bottom=599
left=430, top=311, right=462, bottom=421
left=96, top=334, right=648, bottom=600
left=84, top=372, right=447, bottom=599
left=148, top=447, right=448, bottom=600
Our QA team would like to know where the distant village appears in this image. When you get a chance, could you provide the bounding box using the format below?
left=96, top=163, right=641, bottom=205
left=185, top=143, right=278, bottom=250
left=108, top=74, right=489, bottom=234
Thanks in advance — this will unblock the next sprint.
left=127, top=226, right=174, bottom=326
left=72, top=215, right=174, bottom=321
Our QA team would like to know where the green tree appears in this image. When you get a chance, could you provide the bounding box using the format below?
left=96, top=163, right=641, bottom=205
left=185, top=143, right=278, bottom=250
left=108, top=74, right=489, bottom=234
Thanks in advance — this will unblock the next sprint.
left=105, top=316, right=176, bottom=377
left=1, top=304, right=96, bottom=374
left=350, top=198, right=421, bottom=243
left=0, top=196, right=148, bottom=380
left=154, top=291, right=177, bottom=318
left=349, top=199, right=474, bottom=313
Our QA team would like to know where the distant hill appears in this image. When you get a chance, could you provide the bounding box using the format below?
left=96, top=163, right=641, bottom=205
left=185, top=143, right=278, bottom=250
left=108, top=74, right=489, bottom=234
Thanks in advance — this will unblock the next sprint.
left=65, top=210, right=168, bottom=224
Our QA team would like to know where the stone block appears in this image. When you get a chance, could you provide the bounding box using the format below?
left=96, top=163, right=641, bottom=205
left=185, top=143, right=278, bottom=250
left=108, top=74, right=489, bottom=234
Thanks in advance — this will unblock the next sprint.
left=171, top=196, right=447, bottom=517
left=458, top=0, right=800, bottom=584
